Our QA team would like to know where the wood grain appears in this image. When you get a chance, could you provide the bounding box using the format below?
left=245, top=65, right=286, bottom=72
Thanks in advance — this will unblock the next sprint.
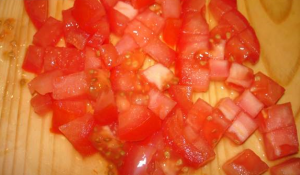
left=0, top=0, right=299, bottom=175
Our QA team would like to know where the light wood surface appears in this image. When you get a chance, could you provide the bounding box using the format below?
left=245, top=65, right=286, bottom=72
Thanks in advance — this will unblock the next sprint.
left=0, top=0, right=299, bottom=174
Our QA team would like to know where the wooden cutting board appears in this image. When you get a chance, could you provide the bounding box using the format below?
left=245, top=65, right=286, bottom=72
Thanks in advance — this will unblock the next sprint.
left=0, top=0, right=299, bottom=174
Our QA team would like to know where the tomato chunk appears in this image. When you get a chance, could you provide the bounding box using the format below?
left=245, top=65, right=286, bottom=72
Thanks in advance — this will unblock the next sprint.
left=52, top=71, right=88, bottom=100
left=226, top=63, right=254, bottom=91
left=115, top=34, right=139, bottom=55
left=168, top=85, right=193, bottom=114
left=84, top=47, right=103, bottom=70
left=263, top=125, right=299, bottom=160
left=182, top=12, right=209, bottom=35
left=250, top=72, right=285, bottom=107
left=99, top=44, right=120, bottom=69
left=44, top=47, right=85, bottom=73
left=62, top=8, right=78, bottom=34
left=162, top=18, right=182, bottom=48
left=222, top=149, right=269, bottom=175
left=182, top=0, right=206, bottom=13
left=163, top=109, right=215, bottom=167
left=142, top=63, right=175, bottom=91
left=65, top=28, right=90, bottom=50
left=30, top=93, right=53, bottom=116
left=148, top=89, right=177, bottom=120
left=113, top=1, right=138, bottom=21
left=24, top=0, right=48, bottom=29
left=162, top=0, right=181, bottom=19
left=235, top=90, right=264, bottom=118
left=270, top=158, right=300, bottom=175
left=33, top=17, right=63, bottom=47
left=136, top=9, right=165, bottom=34
left=86, top=18, right=110, bottom=49
left=118, top=50, right=146, bottom=71
left=226, top=112, right=257, bottom=144
left=28, top=70, right=64, bottom=95
left=107, top=8, right=130, bottom=36
left=131, top=0, right=155, bottom=9
left=59, top=114, right=97, bottom=155
left=118, top=105, right=161, bottom=141
left=22, top=45, right=45, bottom=74
left=216, top=97, right=241, bottom=121
left=209, top=59, right=229, bottom=81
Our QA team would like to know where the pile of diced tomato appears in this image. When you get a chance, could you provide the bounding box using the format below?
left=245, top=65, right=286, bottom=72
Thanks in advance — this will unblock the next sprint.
left=22, top=0, right=299, bottom=174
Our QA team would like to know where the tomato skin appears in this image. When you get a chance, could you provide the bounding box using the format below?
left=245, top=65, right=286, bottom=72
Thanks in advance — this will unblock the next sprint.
left=163, top=109, right=215, bottom=168
left=118, top=105, right=161, bottom=141
left=270, top=158, right=300, bottom=175
left=162, top=18, right=182, bottom=48
left=250, top=72, right=285, bottom=107
left=33, top=17, right=63, bottom=47
left=30, top=93, right=53, bottom=116
left=263, top=125, right=299, bottom=160
left=52, top=71, right=88, bottom=100
left=24, top=0, right=48, bottom=29
left=59, top=114, right=97, bottom=156
left=222, top=149, right=269, bottom=175
left=51, top=98, right=87, bottom=133
left=22, top=45, right=45, bottom=74
left=72, top=0, right=106, bottom=34
left=28, top=70, right=64, bottom=95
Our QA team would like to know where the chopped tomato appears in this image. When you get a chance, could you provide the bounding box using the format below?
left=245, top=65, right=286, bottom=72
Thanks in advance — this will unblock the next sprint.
left=113, top=1, right=138, bottom=21
left=136, top=9, right=165, bottom=34
left=186, top=98, right=213, bottom=131
left=99, top=44, right=120, bottom=69
left=216, top=97, right=241, bottom=121
left=238, top=28, right=260, bottom=64
left=28, top=70, right=64, bottom=95
left=257, top=103, right=295, bottom=134
left=168, top=85, right=193, bottom=114
left=142, top=63, right=175, bottom=91
left=176, top=59, right=210, bottom=92
left=89, top=125, right=125, bottom=166
left=118, top=50, right=146, bottom=71
left=62, top=8, right=79, bottom=34
left=118, top=105, right=161, bottom=141
left=24, top=0, right=48, bottom=29
left=222, top=149, right=269, bottom=175
left=22, top=45, right=45, bottom=74
left=107, top=8, right=130, bottom=36
left=209, top=59, right=229, bottom=81
left=100, top=0, right=118, bottom=9
left=177, top=34, right=209, bottom=58
left=162, top=0, right=181, bottom=19
left=52, top=98, right=88, bottom=133
left=43, top=47, right=85, bottom=73
left=182, top=0, right=206, bottom=13
left=33, top=17, right=63, bottom=47
left=200, top=109, right=231, bottom=147
left=209, top=0, right=235, bottom=21
left=84, top=47, right=103, bottom=70
left=181, top=12, right=209, bottom=35
left=94, top=89, right=118, bottom=125
left=163, top=109, right=215, bottom=167
left=72, top=0, right=106, bottom=34
left=143, top=38, right=176, bottom=67
left=224, top=34, right=251, bottom=63
left=131, top=0, right=155, bottom=9
left=225, top=112, right=257, bottom=144
left=52, top=71, right=88, bottom=100
left=30, top=93, right=53, bottom=116
left=225, top=63, right=254, bottom=91
left=115, top=34, right=139, bottom=55
left=250, top=72, right=285, bottom=107
left=270, top=158, right=300, bottom=175
left=65, top=28, right=90, bottom=50
left=86, top=17, right=110, bottom=49
left=148, top=89, right=177, bottom=120
left=162, top=18, right=182, bottom=48
left=85, top=69, right=111, bottom=100
left=59, top=114, right=97, bottom=155
left=124, top=20, right=155, bottom=47
left=235, top=90, right=264, bottom=118
left=263, top=125, right=299, bottom=160
left=120, top=145, right=157, bottom=175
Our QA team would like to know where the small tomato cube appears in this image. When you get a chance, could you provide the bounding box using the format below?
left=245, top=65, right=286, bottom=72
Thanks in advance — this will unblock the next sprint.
left=113, top=1, right=138, bottom=20
left=168, top=85, right=193, bottom=114
left=270, top=158, right=300, bottom=175
left=216, top=97, right=241, bottom=121
left=209, top=59, right=229, bottom=81
left=22, top=45, right=45, bottom=74
left=226, top=63, right=254, bottom=91
left=136, top=9, right=165, bottom=34
left=222, top=149, right=269, bottom=175
left=30, top=93, right=53, bottom=116
left=235, top=90, right=264, bottom=118
left=115, top=34, right=139, bottom=55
